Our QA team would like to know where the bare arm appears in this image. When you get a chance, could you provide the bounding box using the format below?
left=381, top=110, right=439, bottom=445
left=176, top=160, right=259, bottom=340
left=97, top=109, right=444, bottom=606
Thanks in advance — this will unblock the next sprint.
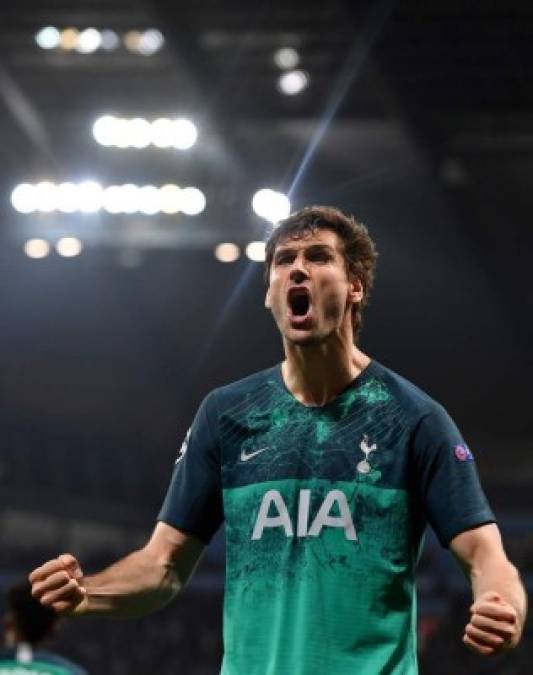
left=450, top=522, right=527, bottom=655
left=29, top=522, right=205, bottom=618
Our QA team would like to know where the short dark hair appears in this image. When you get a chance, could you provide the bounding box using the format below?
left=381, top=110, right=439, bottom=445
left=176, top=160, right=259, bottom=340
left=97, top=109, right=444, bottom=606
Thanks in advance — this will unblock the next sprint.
left=264, top=205, right=378, bottom=342
left=8, top=581, right=58, bottom=645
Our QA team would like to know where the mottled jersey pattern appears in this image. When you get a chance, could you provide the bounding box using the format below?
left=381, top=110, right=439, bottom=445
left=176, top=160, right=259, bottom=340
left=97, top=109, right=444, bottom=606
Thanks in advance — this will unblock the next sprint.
left=159, top=361, right=494, bottom=675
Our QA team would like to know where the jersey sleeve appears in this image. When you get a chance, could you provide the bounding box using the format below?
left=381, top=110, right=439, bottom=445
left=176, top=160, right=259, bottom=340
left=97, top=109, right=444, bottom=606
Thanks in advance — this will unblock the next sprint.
left=158, top=391, right=223, bottom=543
left=412, top=402, right=495, bottom=547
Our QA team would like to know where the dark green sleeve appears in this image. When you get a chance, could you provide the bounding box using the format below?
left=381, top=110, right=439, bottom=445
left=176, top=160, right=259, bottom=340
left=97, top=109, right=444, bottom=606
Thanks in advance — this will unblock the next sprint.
left=158, top=391, right=223, bottom=543
left=412, top=403, right=495, bottom=547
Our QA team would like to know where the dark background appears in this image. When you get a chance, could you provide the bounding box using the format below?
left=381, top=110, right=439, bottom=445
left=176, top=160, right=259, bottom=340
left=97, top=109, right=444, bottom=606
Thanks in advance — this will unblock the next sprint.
left=0, top=1, right=532, bottom=673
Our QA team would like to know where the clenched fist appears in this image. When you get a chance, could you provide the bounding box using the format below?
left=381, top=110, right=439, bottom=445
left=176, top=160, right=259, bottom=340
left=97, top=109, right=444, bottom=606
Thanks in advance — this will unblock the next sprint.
left=29, top=554, right=88, bottom=615
left=463, top=590, right=521, bottom=655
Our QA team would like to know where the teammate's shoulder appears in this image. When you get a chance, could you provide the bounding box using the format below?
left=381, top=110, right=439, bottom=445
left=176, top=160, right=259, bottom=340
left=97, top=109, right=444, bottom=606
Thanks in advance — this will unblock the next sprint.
left=0, top=647, right=88, bottom=674
left=211, top=365, right=279, bottom=403
left=370, top=359, right=444, bottom=418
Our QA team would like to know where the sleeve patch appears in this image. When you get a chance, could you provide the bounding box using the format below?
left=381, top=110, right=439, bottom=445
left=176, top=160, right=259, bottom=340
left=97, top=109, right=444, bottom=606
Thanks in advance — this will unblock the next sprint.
left=454, top=443, right=474, bottom=462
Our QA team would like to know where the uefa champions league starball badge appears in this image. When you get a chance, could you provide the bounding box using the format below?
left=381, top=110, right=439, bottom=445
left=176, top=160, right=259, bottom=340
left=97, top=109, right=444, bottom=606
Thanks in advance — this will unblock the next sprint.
left=357, top=434, right=377, bottom=474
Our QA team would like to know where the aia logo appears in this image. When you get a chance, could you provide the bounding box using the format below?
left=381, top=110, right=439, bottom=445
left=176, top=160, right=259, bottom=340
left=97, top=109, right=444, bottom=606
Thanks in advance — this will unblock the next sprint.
left=454, top=444, right=473, bottom=463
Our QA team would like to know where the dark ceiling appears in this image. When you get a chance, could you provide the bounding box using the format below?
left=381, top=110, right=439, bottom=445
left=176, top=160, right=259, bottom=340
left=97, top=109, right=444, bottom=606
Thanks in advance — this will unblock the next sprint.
left=1, top=0, right=532, bottom=532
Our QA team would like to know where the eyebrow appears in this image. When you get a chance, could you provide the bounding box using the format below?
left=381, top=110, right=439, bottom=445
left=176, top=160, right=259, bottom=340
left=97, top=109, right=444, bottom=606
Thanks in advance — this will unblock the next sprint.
left=274, top=243, right=336, bottom=256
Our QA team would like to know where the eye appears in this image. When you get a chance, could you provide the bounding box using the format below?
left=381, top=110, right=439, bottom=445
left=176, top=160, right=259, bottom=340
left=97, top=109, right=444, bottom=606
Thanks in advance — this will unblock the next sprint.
left=275, top=252, right=294, bottom=265
left=307, top=248, right=332, bottom=263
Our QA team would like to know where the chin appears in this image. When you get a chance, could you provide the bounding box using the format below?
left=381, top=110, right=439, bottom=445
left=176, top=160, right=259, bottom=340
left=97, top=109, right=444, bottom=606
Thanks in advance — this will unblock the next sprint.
left=284, top=329, right=324, bottom=347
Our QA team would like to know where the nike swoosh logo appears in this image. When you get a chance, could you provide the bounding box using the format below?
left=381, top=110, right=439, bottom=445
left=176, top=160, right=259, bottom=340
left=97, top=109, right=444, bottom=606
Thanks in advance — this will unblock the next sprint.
left=240, top=447, right=271, bottom=462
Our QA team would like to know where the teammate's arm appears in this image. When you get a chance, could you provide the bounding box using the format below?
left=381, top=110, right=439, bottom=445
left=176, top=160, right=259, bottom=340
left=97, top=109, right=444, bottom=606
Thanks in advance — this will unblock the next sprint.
left=29, top=522, right=204, bottom=618
left=450, top=522, right=527, bottom=655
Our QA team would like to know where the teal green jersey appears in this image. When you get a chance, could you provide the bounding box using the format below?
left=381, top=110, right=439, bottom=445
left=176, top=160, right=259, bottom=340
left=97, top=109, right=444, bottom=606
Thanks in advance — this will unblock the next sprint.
left=159, top=361, right=494, bottom=675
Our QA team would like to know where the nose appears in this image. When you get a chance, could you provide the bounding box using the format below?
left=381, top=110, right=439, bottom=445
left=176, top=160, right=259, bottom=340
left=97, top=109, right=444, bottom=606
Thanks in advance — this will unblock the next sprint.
left=289, top=256, right=309, bottom=284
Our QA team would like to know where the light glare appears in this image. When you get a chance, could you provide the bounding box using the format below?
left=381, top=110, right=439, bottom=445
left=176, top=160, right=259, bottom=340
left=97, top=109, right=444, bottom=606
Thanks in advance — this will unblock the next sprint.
left=278, top=69, right=309, bottom=96
left=57, top=182, right=78, bottom=213
left=181, top=187, right=206, bottom=215
left=252, top=189, right=290, bottom=224
left=75, top=28, right=102, bottom=54
left=172, top=118, right=197, bottom=150
left=35, top=27, right=60, bottom=50
left=11, top=184, right=37, bottom=213
left=11, top=182, right=206, bottom=216
left=60, top=28, right=79, bottom=51
left=77, top=181, right=103, bottom=213
left=128, top=118, right=152, bottom=148
left=24, top=239, right=50, bottom=259
left=138, top=185, right=160, bottom=215
left=215, top=243, right=240, bottom=263
left=100, top=29, right=120, bottom=51
left=158, top=184, right=181, bottom=214
left=35, top=181, right=58, bottom=212
left=151, top=118, right=174, bottom=148
left=246, top=241, right=266, bottom=262
left=274, top=47, right=300, bottom=70
left=56, top=237, right=83, bottom=257
left=93, top=115, right=116, bottom=146
left=138, top=29, right=164, bottom=55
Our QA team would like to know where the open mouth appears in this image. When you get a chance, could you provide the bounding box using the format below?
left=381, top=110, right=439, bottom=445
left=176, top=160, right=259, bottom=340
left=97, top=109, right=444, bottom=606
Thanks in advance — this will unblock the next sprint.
left=288, top=287, right=311, bottom=317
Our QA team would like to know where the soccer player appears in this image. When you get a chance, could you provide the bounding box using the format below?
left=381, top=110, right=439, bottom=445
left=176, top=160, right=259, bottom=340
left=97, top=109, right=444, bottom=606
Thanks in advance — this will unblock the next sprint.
left=1, top=581, right=87, bottom=674
left=30, top=206, right=526, bottom=674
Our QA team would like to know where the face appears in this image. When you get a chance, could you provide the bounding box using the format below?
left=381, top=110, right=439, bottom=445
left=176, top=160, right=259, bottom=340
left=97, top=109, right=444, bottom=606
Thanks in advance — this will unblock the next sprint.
left=265, top=229, right=363, bottom=346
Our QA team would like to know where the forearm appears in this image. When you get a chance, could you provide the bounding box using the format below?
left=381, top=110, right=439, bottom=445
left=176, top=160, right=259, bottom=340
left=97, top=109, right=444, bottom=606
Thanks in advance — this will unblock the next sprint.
left=80, top=546, right=182, bottom=618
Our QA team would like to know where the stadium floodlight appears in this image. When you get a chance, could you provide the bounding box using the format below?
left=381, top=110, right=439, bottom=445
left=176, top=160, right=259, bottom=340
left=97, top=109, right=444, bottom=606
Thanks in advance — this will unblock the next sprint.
left=172, top=118, right=198, bottom=150
left=181, top=187, right=206, bottom=215
left=128, top=118, right=152, bottom=148
left=100, top=29, right=120, bottom=51
left=252, top=189, right=290, bottom=224
left=56, top=237, right=83, bottom=257
left=24, top=239, right=50, bottom=259
left=123, top=31, right=141, bottom=53
left=11, top=181, right=206, bottom=215
left=60, top=28, right=79, bottom=51
left=215, top=243, right=240, bottom=263
left=274, top=47, right=300, bottom=70
left=116, top=184, right=141, bottom=213
left=113, top=118, right=131, bottom=148
left=35, top=181, right=58, bottom=212
left=75, top=28, right=102, bottom=54
left=278, top=69, right=309, bottom=96
left=93, top=115, right=117, bottom=146
left=11, top=184, right=37, bottom=213
left=138, top=29, right=165, bottom=55
left=246, top=241, right=266, bottom=262
left=77, top=181, right=103, bottom=213
left=158, top=184, right=181, bottom=214
left=57, top=182, right=79, bottom=213
left=138, top=185, right=160, bottom=215
left=102, top=185, right=123, bottom=214
left=35, top=27, right=60, bottom=50
left=151, top=118, right=174, bottom=148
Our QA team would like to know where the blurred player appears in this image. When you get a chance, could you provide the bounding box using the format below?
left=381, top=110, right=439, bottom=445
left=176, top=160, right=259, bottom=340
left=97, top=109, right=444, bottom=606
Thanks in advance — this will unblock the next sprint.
left=1, top=581, right=87, bottom=674
left=30, top=206, right=526, bottom=673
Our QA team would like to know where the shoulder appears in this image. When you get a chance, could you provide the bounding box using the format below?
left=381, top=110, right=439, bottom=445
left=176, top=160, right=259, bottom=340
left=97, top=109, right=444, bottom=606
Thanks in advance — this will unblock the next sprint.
left=208, top=365, right=280, bottom=409
left=35, top=651, right=88, bottom=675
left=369, top=360, right=447, bottom=424
left=0, top=648, right=89, bottom=675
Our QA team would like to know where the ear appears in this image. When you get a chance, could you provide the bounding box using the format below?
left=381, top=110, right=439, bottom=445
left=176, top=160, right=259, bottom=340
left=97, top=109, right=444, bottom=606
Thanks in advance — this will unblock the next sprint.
left=265, top=286, right=272, bottom=309
left=348, top=276, right=363, bottom=305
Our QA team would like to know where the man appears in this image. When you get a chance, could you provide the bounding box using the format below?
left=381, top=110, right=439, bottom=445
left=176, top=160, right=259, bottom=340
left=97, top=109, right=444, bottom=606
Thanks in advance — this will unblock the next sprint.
left=1, top=581, right=87, bottom=674
left=30, top=206, right=526, bottom=674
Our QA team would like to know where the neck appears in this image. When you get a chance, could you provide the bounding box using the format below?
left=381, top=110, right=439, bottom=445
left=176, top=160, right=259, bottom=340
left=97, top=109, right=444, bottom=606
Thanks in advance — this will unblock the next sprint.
left=281, top=330, right=370, bottom=406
